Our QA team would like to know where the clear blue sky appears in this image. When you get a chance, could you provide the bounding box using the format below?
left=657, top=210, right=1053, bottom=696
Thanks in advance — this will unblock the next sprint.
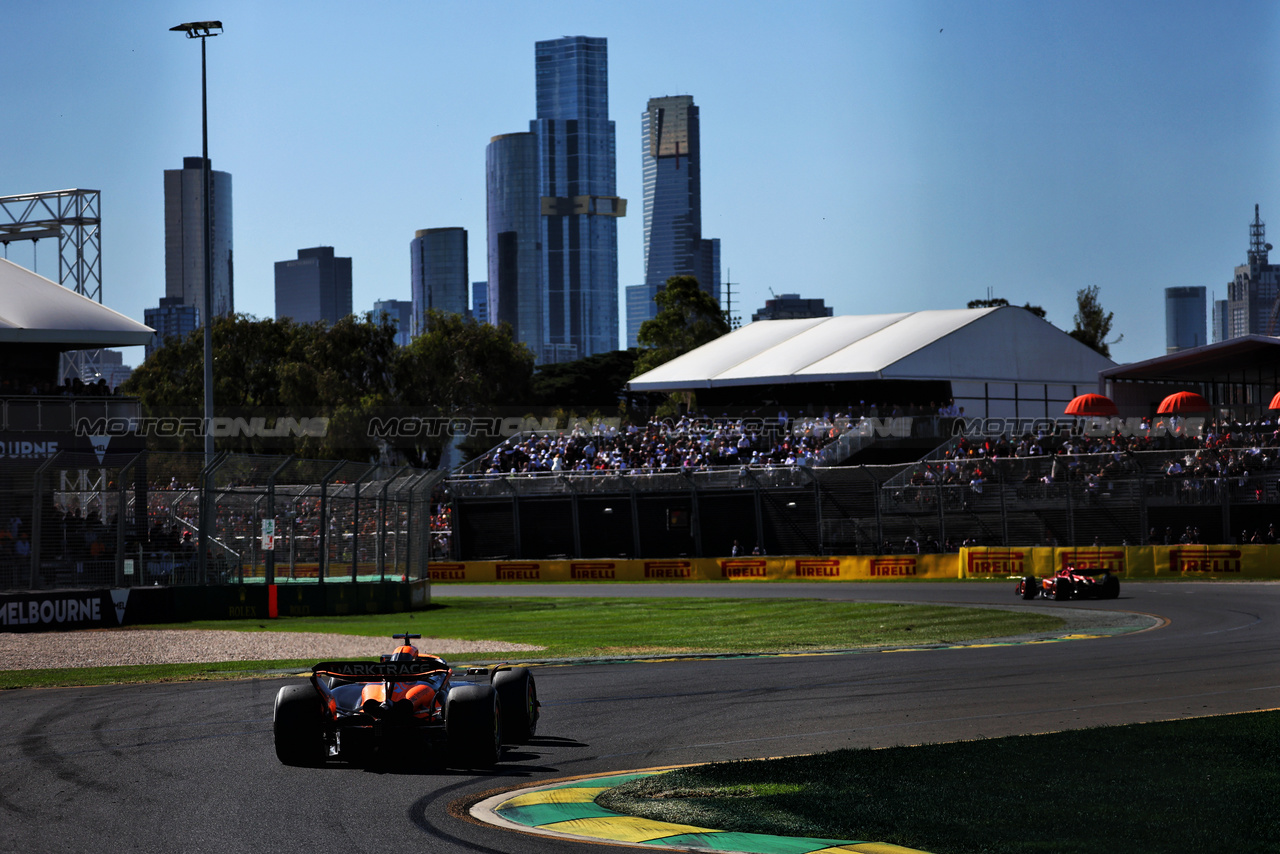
left=6, top=1, right=1279, bottom=369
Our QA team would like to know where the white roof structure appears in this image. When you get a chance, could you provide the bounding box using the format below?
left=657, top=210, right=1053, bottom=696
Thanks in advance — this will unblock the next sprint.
left=0, top=257, right=153, bottom=347
left=628, top=306, right=1115, bottom=391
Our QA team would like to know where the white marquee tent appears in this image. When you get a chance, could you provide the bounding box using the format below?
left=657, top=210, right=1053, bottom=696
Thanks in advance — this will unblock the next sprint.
left=627, top=306, right=1116, bottom=420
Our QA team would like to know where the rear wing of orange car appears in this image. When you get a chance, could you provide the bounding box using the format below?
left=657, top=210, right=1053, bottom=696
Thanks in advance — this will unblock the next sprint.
left=312, top=660, right=449, bottom=681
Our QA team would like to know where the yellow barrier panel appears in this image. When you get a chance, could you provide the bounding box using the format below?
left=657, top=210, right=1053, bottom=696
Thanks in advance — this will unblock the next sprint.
left=1155, top=544, right=1280, bottom=578
left=426, top=546, right=1280, bottom=583
left=958, top=547, right=1051, bottom=579
left=427, top=555, right=963, bottom=582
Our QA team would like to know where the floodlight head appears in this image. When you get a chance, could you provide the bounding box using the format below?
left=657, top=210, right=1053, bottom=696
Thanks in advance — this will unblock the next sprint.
left=171, top=21, right=223, bottom=38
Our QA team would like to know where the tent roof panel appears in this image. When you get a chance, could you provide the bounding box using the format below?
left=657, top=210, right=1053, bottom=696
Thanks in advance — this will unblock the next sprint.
left=0, top=258, right=153, bottom=347
left=627, top=306, right=1115, bottom=392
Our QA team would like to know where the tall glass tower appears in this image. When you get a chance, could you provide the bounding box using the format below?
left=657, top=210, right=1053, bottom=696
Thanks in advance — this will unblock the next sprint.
left=531, top=35, right=625, bottom=362
left=410, top=227, right=469, bottom=336
left=627, top=95, right=719, bottom=348
left=486, top=132, right=543, bottom=349
left=1164, top=286, right=1206, bottom=353
left=164, top=156, right=233, bottom=321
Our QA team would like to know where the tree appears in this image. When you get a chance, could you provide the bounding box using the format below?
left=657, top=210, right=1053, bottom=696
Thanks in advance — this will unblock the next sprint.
left=392, top=309, right=535, bottom=466
left=633, top=276, right=730, bottom=378
left=123, top=313, right=400, bottom=458
left=530, top=349, right=638, bottom=410
left=1068, top=285, right=1122, bottom=358
left=967, top=297, right=1046, bottom=319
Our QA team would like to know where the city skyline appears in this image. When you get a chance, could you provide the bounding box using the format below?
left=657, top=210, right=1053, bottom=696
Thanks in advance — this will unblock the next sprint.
left=6, top=2, right=1280, bottom=369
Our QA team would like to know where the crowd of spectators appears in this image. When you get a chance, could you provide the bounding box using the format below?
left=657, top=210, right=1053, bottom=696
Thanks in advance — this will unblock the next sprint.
left=470, top=410, right=900, bottom=475
left=898, top=417, right=1280, bottom=499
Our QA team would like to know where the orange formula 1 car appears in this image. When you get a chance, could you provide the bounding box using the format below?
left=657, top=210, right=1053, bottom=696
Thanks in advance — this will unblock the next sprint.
left=1016, top=566, right=1120, bottom=601
left=272, top=632, right=538, bottom=768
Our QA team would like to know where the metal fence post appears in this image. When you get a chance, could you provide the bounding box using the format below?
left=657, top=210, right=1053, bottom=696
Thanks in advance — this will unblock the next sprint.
left=999, top=472, right=1009, bottom=547
left=265, top=456, right=294, bottom=586
left=115, top=453, right=143, bottom=587
left=29, top=453, right=59, bottom=588
left=317, top=461, right=345, bottom=584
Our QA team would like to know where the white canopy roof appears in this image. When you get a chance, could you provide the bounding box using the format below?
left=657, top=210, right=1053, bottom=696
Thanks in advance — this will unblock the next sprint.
left=627, top=306, right=1115, bottom=391
left=0, top=257, right=153, bottom=347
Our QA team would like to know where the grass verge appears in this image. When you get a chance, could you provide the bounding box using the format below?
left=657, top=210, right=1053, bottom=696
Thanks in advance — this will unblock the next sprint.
left=598, top=710, right=1280, bottom=854
left=0, top=597, right=1062, bottom=689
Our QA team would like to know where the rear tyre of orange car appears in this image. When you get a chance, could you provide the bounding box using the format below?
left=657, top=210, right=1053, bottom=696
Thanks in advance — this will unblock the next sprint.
left=446, top=684, right=501, bottom=768
left=493, top=667, right=539, bottom=744
left=274, top=684, right=327, bottom=766
left=1051, top=579, right=1073, bottom=600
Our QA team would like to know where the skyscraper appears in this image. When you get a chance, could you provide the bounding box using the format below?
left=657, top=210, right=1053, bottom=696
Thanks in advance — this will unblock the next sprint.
left=164, top=156, right=233, bottom=320
left=410, top=228, right=469, bottom=336
left=471, top=282, right=488, bottom=324
left=1164, top=286, right=1206, bottom=353
left=1225, top=205, right=1280, bottom=338
left=751, top=294, right=834, bottom=322
left=373, top=299, right=413, bottom=346
left=628, top=95, right=719, bottom=347
left=532, top=36, right=626, bottom=362
left=144, top=296, right=199, bottom=359
left=1212, top=297, right=1229, bottom=343
left=274, top=247, right=352, bottom=325
left=487, top=132, right=542, bottom=347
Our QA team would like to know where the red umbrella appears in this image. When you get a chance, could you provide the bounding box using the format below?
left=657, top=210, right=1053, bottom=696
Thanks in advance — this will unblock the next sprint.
left=1269, top=391, right=1280, bottom=410
left=1157, top=391, right=1210, bottom=414
left=1064, top=393, right=1118, bottom=417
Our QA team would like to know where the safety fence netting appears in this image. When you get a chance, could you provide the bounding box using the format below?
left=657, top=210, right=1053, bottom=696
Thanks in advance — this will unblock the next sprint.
left=0, top=451, right=444, bottom=591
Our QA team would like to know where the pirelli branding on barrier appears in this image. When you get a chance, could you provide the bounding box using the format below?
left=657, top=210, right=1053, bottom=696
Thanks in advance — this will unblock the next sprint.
left=718, top=559, right=769, bottom=580
left=570, top=562, right=617, bottom=580
left=1058, top=549, right=1126, bottom=574
left=429, top=563, right=468, bottom=581
left=963, top=549, right=1031, bottom=577
left=869, top=557, right=918, bottom=577
left=496, top=562, right=541, bottom=581
left=643, top=560, right=693, bottom=579
left=1168, top=547, right=1242, bottom=574
left=795, top=558, right=842, bottom=578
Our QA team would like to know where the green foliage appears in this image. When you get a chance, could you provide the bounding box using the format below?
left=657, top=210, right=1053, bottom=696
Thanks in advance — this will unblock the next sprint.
left=1068, top=284, right=1122, bottom=357
left=633, top=276, right=730, bottom=377
left=122, top=314, right=366, bottom=456
left=393, top=310, right=534, bottom=411
left=391, top=309, right=535, bottom=466
left=124, top=310, right=534, bottom=463
left=530, top=348, right=638, bottom=409
left=967, top=296, right=1047, bottom=318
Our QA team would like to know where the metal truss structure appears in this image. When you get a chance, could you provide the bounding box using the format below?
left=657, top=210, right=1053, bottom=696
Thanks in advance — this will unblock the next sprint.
left=0, top=189, right=102, bottom=302
left=0, top=189, right=106, bottom=383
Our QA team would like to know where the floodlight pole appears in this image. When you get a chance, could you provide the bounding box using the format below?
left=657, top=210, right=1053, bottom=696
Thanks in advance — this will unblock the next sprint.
left=172, top=20, right=222, bottom=583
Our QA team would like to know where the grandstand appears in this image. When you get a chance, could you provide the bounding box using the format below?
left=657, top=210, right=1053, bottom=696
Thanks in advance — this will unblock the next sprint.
left=4, top=271, right=1280, bottom=594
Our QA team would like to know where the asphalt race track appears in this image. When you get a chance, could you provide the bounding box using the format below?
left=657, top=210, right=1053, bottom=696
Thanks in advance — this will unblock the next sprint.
left=1, top=581, right=1276, bottom=853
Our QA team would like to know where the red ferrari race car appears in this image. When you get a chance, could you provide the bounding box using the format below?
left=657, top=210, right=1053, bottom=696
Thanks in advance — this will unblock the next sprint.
left=272, top=632, right=538, bottom=768
left=1016, top=566, right=1120, bottom=600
